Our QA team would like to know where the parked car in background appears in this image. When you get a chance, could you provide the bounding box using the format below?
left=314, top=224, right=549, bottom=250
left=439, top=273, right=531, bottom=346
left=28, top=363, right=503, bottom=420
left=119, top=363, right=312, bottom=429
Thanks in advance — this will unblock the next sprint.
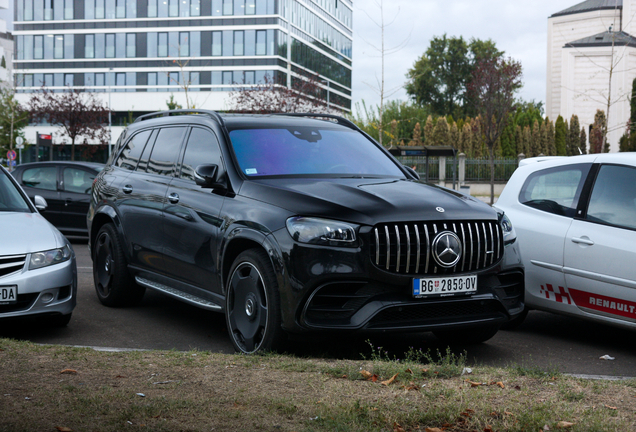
left=0, top=165, right=77, bottom=327
left=496, top=153, right=636, bottom=330
left=12, top=161, right=104, bottom=237
left=88, top=110, right=525, bottom=354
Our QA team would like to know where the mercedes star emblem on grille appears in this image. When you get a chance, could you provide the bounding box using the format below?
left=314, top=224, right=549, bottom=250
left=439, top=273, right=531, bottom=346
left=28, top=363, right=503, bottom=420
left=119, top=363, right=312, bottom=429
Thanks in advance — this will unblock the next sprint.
left=432, top=231, right=462, bottom=268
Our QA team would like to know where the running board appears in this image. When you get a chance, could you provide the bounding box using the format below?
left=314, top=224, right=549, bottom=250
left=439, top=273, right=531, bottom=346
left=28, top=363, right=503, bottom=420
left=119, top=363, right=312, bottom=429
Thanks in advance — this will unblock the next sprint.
left=135, top=277, right=223, bottom=311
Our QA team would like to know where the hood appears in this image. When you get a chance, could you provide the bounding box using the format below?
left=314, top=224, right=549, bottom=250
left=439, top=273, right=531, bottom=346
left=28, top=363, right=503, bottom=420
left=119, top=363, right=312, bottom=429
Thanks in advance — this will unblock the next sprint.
left=0, top=212, right=62, bottom=255
left=239, top=178, right=497, bottom=225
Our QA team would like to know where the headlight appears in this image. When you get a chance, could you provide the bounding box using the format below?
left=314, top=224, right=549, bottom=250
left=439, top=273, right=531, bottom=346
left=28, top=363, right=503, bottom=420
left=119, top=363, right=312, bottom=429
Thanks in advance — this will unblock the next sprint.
left=29, top=245, right=72, bottom=270
left=499, top=213, right=517, bottom=245
left=286, top=217, right=358, bottom=247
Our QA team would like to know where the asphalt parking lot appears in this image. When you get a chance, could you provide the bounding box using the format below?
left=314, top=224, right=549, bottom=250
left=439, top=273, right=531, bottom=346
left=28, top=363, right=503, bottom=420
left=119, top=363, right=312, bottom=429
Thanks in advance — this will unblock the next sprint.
left=1, top=240, right=635, bottom=378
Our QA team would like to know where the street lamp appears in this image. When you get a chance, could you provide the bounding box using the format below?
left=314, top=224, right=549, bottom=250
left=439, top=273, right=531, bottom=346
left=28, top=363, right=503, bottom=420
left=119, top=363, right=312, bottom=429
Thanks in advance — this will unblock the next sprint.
left=108, top=67, right=113, bottom=160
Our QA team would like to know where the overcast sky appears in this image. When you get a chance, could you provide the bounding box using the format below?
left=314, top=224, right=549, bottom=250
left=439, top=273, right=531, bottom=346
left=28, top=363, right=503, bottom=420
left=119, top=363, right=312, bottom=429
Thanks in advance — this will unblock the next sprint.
left=351, top=0, right=578, bottom=116
left=2, top=0, right=584, bottom=114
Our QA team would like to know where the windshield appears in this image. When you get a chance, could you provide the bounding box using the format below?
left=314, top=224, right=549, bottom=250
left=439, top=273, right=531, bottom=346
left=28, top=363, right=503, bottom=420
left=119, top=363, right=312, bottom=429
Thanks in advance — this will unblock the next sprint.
left=229, top=127, right=405, bottom=178
left=0, top=170, right=32, bottom=213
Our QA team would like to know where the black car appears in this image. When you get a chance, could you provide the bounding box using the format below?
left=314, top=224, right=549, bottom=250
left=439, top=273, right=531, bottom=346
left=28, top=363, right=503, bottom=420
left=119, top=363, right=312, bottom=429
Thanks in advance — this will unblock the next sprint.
left=88, top=110, right=524, bottom=353
left=12, top=161, right=104, bottom=237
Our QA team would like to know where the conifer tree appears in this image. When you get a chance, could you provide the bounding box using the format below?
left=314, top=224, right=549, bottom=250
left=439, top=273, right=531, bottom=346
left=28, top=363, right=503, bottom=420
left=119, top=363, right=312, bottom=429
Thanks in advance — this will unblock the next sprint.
left=522, top=126, right=532, bottom=157
left=460, top=122, right=471, bottom=154
left=530, top=120, right=541, bottom=156
left=431, top=116, right=450, bottom=146
left=629, top=78, right=636, bottom=151
left=555, top=115, right=567, bottom=155
left=515, top=124, right=524, bottom=156
left=546, top=118, right=556, bottom=155
left=409, top=122, right=422, bottom=146
left=449, top=122, right=459, bottom=149
left=423, top=115, right=435, bottom=145
left=539, top=121, right=548, bottom=155
left=568, top=115, right=581, bottom=155
left=579, top=127, right=587, bottom=154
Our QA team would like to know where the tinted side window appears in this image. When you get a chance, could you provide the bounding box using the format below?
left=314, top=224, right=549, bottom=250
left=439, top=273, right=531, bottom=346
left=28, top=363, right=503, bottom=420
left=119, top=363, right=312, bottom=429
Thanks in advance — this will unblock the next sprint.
left=180, top=127, right=222, bottom=181
left=147, top=127, right=187, bottom=176
left=586, top=164, right=636, bottom=229
left=63, top=168, right=96, bottom=194
left=22, top=166, right=57, bottom=191
left=519, top=163, right=590, bottom=217
left=116, top=129, right=152, bottom=170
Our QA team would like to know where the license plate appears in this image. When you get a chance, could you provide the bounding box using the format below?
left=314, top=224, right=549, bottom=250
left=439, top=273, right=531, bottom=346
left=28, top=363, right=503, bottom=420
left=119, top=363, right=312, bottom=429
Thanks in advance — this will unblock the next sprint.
left=413, top=275, right=477, bottom=298
left=0, top=286, right=17, bottom=304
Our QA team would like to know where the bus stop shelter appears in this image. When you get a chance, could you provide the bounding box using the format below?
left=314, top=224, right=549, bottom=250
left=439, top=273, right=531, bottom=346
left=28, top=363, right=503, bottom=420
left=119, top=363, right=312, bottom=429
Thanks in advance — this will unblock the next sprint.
left=388, top=145, right=457, bottom=190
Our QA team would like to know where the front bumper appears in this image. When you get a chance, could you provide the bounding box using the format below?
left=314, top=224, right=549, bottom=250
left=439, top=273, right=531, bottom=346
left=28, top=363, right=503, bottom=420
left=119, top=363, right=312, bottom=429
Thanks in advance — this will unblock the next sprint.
left=271, top=228, right=524, bottom=334
left=0, top=254, right=77, bottom=321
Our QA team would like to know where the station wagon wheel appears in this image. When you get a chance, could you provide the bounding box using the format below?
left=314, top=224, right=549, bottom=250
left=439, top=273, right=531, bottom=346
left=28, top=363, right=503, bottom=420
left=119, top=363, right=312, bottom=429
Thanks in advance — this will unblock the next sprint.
left=93, top=223, right=145, bottom=307
left=226, top=249, right=285, bottom=354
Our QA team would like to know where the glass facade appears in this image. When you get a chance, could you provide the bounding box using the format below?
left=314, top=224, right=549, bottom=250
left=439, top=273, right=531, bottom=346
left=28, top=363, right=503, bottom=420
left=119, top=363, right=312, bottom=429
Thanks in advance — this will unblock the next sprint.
left=14, top=0, right=353, bottom=110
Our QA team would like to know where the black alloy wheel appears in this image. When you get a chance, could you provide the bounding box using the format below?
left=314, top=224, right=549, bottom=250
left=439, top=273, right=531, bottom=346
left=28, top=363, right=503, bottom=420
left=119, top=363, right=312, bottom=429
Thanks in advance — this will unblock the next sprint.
left=93, top=223, right=145, bottom=307
left=226, top=249, right=285, bottom=354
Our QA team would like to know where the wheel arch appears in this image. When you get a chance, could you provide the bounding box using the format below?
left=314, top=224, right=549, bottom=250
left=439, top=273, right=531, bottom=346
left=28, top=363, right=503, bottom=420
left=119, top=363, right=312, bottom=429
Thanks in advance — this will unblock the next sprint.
left=90, top=206, right=123, bottom=259
left=221, top=227, right=285, bottom=296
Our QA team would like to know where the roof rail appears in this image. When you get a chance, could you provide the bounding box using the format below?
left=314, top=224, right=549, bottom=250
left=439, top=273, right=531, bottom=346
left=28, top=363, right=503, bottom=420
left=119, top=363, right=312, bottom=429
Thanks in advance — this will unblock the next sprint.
left=134, top=109, right=225, bottom=127
left=278, top=113, right=358, bottom=131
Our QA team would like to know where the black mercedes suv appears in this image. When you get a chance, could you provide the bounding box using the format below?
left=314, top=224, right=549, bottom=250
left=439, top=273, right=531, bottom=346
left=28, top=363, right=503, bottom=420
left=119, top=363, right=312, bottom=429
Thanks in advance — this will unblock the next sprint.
left=88, top=110, right=524, bottom=353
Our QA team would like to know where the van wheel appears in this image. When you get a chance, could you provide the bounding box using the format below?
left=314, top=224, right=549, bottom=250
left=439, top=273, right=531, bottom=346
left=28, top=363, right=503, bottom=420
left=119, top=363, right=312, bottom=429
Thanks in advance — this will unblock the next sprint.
left=93, top=223, right=145, bottom=307
left=225, top=249, right=286, bottom=354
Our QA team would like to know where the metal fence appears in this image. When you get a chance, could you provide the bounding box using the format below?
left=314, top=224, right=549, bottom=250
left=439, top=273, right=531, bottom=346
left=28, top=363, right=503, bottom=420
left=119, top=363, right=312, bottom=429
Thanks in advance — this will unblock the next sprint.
left=464, top=158, right=518, bottom=182
left=395, top=156, right=519, bottom=183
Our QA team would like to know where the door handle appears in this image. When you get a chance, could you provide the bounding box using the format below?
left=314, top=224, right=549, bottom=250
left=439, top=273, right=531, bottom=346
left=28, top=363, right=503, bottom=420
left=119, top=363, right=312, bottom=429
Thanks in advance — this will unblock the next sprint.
left=168, top=193, right=180, bottom=204
left=64, top=198, right=71, bottom=207
left=572, top=237, right=594, bottom=246
left=122, top=185, right=133, bottom=194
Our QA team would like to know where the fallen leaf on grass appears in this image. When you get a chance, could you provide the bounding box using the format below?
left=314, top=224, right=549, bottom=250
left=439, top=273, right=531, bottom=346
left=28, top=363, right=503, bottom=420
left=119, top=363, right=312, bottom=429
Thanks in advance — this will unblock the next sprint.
left=360, top=370, right=378, bottom=382
left=381, top=373, right=399, bottom=386
left=556, top=421, right=575, bottom=428
left=466, top=380, right=482, bottom=387
left=483, top=425, right=494, bottom=432
left=60, top=369, right=77, bottom=375
left=393, top=422, right=405, bottom=432
left=401, top=381, right=419, bottom=391
left=605, top=405, right=617, bottom=410
left=55, top=427, right=72, bottom=432
left=405, top=368, right=413, bottom=375
left=495, top=381, right=505, bottom=389
left=425, top=428, right=443, bottom=432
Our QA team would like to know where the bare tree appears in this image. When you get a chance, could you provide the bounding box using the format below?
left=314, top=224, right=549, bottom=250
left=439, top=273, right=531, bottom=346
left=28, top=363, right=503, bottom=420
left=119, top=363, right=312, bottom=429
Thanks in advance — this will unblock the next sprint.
left=0, top=83, right=29, bottom=163
left=467, top=57, right=523, bottom=204
left=358, top=0, right=410, bottom=145
left=228, top=71, right=333, bottom=114
left=28, top=88, right=110, bottom=161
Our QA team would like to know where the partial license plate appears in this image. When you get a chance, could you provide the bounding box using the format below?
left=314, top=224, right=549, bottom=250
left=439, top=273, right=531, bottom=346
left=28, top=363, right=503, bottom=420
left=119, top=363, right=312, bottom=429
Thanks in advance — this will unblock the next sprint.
left=413, top=275, right=477, bottom=298
left=0, top=286, right=17, bottom=304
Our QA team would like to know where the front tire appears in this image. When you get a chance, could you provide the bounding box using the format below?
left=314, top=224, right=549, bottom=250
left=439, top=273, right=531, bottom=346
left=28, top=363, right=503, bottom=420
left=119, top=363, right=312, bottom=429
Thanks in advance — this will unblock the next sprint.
left=93, top=223, right=145, bottom=307
left=433, top=325, right=500, bottom=344
left=225, top=249, right=286, bottom=354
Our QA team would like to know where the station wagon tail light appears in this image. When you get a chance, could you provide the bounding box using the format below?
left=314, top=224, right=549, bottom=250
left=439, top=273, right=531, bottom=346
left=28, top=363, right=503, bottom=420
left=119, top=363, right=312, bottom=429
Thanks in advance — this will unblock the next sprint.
left=29, top=244, right=72, bottom=270
left=286, top=217, right=357, bottom=247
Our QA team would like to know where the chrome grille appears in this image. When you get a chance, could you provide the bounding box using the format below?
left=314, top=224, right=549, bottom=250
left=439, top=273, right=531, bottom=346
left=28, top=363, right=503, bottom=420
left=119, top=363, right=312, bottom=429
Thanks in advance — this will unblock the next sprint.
left=0, top=254, right=26, bottom=278
left=371, top=221, right=503, bottom=275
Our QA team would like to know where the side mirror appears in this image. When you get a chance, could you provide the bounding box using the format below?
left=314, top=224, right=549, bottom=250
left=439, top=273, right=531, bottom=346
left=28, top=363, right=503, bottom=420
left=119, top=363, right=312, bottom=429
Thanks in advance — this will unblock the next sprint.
left=34, top=195, right=48, bottom=212
left=403, top=165, right=420, bottom=180
left=194, top=164, right=225, bottom=189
